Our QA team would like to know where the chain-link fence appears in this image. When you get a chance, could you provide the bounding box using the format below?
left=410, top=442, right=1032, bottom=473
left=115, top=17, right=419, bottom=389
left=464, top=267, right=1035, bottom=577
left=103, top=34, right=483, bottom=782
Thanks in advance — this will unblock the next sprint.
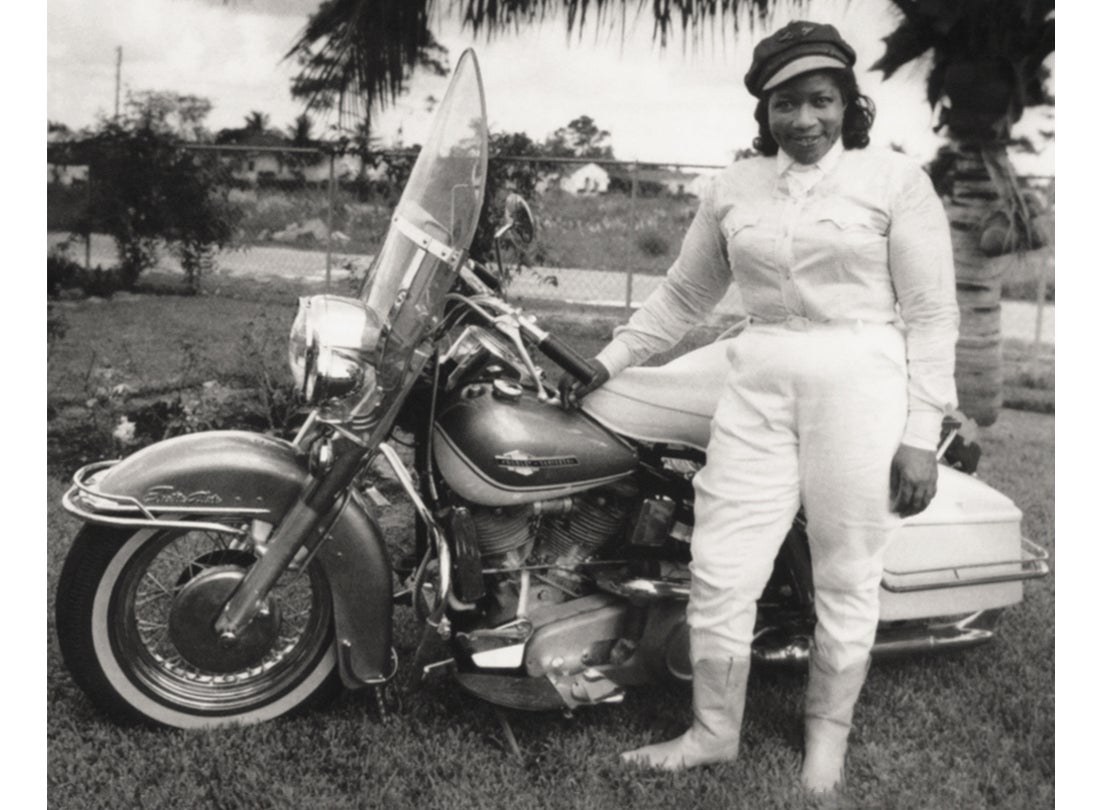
left=47, top=141, right=1054, bottom=318
left=47, top=141, right=732, bottom=312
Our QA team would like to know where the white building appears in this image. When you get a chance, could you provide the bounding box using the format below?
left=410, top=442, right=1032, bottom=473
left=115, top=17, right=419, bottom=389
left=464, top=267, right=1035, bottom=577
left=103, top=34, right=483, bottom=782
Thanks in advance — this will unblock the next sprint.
left=560, top=162, right=610, bottom=195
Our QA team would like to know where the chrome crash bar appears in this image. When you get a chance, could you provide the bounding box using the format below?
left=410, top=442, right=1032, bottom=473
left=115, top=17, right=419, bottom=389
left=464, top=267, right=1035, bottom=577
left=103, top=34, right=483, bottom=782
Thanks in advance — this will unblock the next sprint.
left=881, top=537, right=1050, bottom=593
left=61, top=461, right=255, bottom=536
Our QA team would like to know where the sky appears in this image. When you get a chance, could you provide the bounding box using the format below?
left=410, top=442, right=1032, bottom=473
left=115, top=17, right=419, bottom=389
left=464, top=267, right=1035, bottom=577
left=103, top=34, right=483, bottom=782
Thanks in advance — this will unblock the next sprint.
left=47, top=0, right=1054, bottom=173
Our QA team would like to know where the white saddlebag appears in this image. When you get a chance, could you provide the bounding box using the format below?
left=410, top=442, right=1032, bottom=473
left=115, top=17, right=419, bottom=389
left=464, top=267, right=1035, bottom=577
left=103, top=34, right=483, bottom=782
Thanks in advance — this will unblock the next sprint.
left=879, top=466, right=1043, bottom=621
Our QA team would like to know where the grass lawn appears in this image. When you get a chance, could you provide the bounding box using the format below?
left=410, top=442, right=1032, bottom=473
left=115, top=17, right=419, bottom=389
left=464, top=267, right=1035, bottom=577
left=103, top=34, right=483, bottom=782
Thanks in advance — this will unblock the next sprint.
left=47, top=281, right=1054, bottom=809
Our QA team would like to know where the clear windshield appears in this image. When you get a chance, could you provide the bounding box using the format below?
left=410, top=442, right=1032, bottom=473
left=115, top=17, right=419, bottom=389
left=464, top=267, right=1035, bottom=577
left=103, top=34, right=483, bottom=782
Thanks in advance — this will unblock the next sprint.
left=362, top=49, right=488, bottom=389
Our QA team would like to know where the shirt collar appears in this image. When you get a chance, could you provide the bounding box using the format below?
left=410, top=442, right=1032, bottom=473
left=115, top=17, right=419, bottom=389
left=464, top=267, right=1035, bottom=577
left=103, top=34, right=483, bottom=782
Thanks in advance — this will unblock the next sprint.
left=777, top=138, right=845, bottom=176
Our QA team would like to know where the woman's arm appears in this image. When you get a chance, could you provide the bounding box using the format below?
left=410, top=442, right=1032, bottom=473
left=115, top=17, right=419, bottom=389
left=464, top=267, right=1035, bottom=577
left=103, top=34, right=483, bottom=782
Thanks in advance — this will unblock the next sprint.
left=595, top=184, right=733, bottom=377
left=887, top=161, right=959, bottom=516
left=888, top=162, right=960, bottom=452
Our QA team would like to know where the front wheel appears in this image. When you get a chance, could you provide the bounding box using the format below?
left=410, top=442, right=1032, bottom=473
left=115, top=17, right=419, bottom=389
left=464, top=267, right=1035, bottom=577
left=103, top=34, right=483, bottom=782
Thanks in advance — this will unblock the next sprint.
left=56, top=523, right=340, bottom=729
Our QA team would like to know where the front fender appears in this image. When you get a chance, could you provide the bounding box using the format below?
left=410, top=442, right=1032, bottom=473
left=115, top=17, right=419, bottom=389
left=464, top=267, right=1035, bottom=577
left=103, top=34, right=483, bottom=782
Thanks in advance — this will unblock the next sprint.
left=82, top=431, right=311, bottom=517
left=66, top=430, right=394, bottom=688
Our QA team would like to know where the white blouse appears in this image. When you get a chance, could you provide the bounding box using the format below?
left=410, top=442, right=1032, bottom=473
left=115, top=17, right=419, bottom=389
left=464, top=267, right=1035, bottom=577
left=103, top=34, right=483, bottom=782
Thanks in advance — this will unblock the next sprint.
left=596, top=145, right=959, bottom=451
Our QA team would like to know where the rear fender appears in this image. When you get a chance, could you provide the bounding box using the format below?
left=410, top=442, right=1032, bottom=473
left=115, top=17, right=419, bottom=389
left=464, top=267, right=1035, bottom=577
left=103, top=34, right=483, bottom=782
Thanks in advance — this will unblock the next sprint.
left=66, top=431, right=394, bottom=688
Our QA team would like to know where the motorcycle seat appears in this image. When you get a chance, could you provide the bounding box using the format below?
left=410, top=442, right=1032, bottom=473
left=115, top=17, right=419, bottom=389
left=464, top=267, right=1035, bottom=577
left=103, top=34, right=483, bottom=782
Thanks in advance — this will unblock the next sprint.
left=582, top=339, right=732, bottom=452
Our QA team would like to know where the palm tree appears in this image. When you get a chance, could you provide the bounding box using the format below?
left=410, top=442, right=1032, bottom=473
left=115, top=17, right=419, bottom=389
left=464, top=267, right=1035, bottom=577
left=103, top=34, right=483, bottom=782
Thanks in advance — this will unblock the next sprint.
left=289, top=0, right=1054, bottom=425
left=287, top=1, right=448, bottom=125
left=288, top=113, right=315, bottom=146
left=870, top=0, right=1054, bottom=425
left=244, top=110, right=271, bottom=134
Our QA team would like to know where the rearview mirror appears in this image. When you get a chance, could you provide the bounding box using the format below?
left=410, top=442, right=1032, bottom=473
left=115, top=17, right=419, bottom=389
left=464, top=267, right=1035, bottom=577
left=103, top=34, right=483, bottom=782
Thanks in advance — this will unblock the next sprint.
left=501, top=193, right=536, bottom=245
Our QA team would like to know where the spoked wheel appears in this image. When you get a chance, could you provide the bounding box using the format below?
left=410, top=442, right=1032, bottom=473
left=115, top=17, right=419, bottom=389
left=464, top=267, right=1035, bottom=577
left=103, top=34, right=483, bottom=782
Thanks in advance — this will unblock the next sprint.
left=56, top=523, right=340, bottom=728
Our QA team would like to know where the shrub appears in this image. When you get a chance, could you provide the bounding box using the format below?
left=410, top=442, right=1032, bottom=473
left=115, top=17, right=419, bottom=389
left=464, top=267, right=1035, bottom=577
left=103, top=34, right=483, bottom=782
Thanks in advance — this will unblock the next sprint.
left=47, top=249, right=130, bottom=299
left=47, top=252, right=83, bottom=296
left=83, top=124, right=240, bottom=292
left=635, top=229, right=671, bottom=258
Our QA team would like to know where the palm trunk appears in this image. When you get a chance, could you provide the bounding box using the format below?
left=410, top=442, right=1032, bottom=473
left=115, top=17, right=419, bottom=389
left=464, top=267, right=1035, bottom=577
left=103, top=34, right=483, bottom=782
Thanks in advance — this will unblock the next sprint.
left=942, top=141, right=1013, bottom=426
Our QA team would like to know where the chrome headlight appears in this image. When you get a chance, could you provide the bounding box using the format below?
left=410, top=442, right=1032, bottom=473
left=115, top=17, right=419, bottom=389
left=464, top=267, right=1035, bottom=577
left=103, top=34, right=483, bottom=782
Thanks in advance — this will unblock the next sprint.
left=288, top=295, right=382, bottom=406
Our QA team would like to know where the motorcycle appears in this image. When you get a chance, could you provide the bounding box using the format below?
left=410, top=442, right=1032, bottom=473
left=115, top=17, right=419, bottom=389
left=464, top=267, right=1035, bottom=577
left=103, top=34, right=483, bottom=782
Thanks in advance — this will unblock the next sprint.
left=56, top=50, right=1049, bottom=729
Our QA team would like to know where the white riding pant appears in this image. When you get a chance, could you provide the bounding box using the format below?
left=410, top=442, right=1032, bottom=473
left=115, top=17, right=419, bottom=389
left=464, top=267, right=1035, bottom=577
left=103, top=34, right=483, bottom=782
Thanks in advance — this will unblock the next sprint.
left=687, top=321, right=908, bottom=673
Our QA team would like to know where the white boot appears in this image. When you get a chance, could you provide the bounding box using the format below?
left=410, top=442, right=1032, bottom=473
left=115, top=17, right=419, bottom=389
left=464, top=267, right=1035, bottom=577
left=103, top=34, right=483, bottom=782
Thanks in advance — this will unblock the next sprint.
left=621, top=658, right=750, bottom=771
left=800, top=655, right=871, bottom=795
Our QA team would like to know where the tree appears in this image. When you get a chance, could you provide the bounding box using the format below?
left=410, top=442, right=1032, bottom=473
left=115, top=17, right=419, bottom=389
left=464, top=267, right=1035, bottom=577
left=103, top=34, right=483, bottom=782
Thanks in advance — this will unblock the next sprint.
left=86, top=116, right=239, bottom=293
left=243, top=110, right=272, bottom=134
left=290, top=0, right=1054, bottom=424
left=48, top=120, right=74, bottom=138
left=543, top=115, right=615, bottom=159
left=288, top=113, right=315, bottom=146
left=287, top=1, right=448, bottom=125
left=871, top=0, right=1055, bottom=424
left=122, top=90, right=214, bottom=141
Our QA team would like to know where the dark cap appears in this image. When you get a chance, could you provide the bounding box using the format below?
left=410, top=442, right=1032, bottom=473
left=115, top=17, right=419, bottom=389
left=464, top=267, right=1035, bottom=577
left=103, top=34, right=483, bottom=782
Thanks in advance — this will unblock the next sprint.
left=744, top=21, right=856, bottom=98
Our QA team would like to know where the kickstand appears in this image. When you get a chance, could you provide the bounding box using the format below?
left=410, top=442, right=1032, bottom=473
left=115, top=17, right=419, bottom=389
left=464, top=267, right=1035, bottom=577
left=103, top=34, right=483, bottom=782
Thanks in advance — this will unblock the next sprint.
left=495, top=707, right=523, bottom=762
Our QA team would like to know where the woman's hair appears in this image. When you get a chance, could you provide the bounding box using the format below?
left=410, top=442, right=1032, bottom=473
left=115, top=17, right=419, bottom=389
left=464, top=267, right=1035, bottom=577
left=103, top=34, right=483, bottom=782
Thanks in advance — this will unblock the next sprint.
left=751, top=68, right=875, bottom=156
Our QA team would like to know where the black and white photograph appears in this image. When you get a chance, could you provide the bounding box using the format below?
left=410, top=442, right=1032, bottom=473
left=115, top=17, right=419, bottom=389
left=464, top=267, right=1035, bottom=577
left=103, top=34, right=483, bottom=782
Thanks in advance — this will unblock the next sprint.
left=45, top=1, right=1058, bottom=807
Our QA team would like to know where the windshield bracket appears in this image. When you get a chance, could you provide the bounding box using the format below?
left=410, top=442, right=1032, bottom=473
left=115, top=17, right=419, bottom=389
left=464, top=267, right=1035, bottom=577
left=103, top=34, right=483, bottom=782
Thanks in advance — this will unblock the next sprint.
left=392, top=216, right=463, bottom=269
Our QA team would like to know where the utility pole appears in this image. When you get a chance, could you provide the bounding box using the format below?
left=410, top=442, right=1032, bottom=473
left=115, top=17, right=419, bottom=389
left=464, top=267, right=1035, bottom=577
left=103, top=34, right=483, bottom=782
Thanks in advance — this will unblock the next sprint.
left=114, top=46, right=122, bottom=120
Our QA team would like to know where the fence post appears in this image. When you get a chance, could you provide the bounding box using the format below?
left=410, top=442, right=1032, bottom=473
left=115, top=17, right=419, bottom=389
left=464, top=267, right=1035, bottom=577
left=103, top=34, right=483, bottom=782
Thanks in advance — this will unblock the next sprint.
left=85, top=162, right=92, bottom=270
left=626, top=161, right=638, bottom=313
left=325, top=150, right=335, bottom=292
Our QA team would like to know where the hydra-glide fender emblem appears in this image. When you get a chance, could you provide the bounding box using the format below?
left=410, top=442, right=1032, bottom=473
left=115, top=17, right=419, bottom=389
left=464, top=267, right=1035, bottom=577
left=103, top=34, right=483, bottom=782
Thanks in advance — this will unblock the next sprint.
left=143, top=485, right=224, bottom=506
left=495, top=450, right=580, bottom=477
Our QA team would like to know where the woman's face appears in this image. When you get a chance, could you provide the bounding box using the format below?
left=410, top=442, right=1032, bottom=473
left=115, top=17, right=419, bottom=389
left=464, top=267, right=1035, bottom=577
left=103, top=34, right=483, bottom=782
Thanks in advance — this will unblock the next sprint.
left=766, top=72, right=847, bottom=165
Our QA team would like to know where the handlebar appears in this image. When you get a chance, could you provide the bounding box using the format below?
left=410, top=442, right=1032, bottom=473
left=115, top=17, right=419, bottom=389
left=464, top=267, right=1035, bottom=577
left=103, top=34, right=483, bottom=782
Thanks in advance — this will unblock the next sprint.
left=537, top=334, right=598, bottom=386
left=455, top=261, right=598, bottom=387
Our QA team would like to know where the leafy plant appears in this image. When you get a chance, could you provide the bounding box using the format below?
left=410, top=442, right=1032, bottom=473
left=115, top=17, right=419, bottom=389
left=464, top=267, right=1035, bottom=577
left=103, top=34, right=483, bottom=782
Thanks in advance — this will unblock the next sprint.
left=48, top=243, right=130, bottom=299
left=47, top=250, right=83, bottom=297
left=635, top=229, right=670, bottom=258
left=83, top=119, right=241, bottom=292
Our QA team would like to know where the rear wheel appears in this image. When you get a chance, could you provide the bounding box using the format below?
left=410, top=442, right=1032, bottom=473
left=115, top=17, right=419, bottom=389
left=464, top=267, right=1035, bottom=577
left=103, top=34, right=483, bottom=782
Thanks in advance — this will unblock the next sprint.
left=56, top=523, right=340, bottom=728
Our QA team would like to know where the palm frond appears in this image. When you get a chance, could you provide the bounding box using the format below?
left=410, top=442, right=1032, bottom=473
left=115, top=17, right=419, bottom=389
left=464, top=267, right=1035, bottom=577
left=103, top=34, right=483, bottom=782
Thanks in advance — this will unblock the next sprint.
left=871, top=0, right=1054, bottom=114
left=287, top=1, right=805, bottom=125
left=286, top=0, right=441, bottom=126
left=871, top=18, right=938, bottom=80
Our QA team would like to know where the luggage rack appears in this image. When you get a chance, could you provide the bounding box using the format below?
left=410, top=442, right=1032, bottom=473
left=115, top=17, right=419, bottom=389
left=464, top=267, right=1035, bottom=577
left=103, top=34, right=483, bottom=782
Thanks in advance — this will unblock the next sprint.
left=61, top=460, right=262, bottom=536
left=881, top=537, right=1050, bottom=593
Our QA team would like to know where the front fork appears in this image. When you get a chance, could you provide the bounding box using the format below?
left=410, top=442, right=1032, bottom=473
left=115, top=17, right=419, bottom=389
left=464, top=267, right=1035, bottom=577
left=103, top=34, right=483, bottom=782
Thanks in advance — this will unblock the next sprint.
left=214, top=438, right=367, bottom=644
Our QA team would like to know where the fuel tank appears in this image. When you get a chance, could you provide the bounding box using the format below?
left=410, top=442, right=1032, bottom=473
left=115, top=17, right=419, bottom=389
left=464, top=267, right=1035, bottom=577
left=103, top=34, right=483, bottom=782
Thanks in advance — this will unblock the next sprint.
left=433, top=380, right=638, bottom=506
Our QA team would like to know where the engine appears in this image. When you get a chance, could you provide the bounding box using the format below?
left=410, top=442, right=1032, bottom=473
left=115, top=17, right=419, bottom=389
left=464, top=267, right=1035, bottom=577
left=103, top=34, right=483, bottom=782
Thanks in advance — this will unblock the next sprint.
left=462, top=480, right=637, bottom=624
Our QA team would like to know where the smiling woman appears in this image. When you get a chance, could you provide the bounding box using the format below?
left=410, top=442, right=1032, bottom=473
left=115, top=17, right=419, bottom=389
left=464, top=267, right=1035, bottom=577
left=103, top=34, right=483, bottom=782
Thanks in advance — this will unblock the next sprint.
left=765, top=73, right=847, bottom=164
left=751, top=69, right=876, bottom=161
left=572, top=20, right=961, bottom=799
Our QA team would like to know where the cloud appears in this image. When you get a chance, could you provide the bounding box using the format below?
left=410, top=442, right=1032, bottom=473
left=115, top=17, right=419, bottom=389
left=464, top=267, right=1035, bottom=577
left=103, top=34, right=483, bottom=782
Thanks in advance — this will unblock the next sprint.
left=47, top=0, right=1053, bottom=174
left=48, top=0, right=307, bottom=129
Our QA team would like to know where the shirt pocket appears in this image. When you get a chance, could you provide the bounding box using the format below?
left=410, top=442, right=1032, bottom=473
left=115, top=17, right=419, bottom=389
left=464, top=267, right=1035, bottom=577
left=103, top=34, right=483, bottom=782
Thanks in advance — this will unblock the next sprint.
left=721, top=210, right=766, bottom=266
left=814, top=202, right=886, bottom=235
left=807, top=204, right=888, bottom=276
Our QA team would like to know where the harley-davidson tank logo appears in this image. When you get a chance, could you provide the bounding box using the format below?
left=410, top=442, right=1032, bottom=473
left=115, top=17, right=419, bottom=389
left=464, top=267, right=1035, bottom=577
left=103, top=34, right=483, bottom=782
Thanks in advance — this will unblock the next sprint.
left=495, top=450, right=580, bottom=477
left=143, top=485, right=224, bottom=506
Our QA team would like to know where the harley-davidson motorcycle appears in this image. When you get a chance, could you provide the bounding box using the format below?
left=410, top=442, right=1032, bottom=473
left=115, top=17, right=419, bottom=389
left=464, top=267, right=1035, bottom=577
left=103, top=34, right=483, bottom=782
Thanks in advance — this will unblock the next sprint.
left=57, top=51, right=1049, bottom=729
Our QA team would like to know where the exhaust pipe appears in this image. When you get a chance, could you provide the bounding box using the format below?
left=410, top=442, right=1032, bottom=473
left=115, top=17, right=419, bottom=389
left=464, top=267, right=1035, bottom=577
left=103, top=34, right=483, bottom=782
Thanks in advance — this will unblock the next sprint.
left=752, top=610, right=1002, bottom=668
